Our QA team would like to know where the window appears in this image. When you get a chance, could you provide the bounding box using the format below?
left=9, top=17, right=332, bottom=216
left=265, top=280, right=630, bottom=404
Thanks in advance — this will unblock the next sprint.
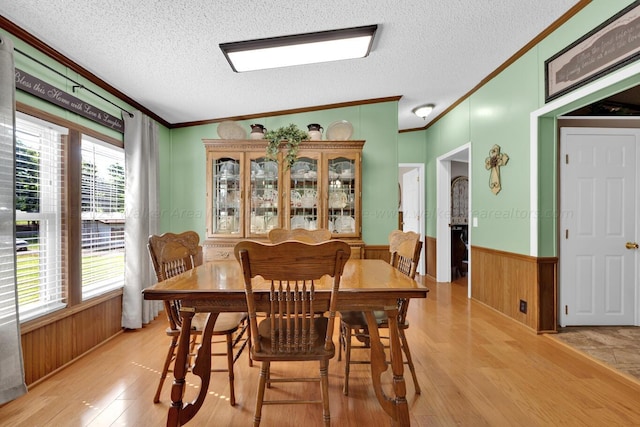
left=81, top=136, right=125, bottom=299
left=14, top=113, right=66, bottom=322
left=13, top=112, right=126, bottom=322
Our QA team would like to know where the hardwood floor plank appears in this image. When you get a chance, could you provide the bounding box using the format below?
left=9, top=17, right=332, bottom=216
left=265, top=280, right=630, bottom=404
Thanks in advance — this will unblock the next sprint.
left=2, top=277, right=640, bottom=426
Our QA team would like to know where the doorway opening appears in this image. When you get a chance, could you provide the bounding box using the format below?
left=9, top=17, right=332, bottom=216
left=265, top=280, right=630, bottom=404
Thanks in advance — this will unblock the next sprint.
left=436, top=144, right=471, bottom=297
left=557, top=125, right=639, bottom=327
left=531, top=60, right=640, bottom=327
left=398, top=163, right=425, bottom=275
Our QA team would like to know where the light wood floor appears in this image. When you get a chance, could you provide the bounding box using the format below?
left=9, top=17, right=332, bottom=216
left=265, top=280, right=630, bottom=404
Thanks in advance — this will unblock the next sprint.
left=2, top=276, right=640, bottom=426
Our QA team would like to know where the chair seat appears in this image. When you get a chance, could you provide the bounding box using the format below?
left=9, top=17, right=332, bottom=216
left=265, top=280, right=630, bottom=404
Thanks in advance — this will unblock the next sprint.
left=211, top=312, right=248, bottom=333
left=251, top=317, right=334, bottom=361
left=340, top=310, right=409, bottom=330
left=339, top=230, right=422, bottom=397
left=189, top=312, right=209, bottom=331
left=165, top=312, right=248, bottom=336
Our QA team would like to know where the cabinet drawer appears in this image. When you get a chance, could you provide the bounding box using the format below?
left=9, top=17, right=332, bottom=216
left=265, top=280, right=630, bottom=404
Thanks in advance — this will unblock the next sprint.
left=203, top=243, right=234, bottom=262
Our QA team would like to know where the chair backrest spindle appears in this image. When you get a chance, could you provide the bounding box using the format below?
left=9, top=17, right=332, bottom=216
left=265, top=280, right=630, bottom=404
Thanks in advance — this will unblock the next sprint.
left=235, top=240, right=350, bottom=356
left=388, top=230, right=422, bottom=280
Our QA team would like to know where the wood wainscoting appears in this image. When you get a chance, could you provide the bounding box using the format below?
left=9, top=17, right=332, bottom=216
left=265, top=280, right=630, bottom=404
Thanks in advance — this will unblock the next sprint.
left=19, top=290, right=124, bottom=386
left=471, top=246, right=557, bottom=333
left=425, top=236, right=437, bottom=279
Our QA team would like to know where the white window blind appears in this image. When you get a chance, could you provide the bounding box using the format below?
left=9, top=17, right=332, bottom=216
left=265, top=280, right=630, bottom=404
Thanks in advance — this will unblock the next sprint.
left=14, top=113, right=65, bottom=322
left=0, top=112, right=17, bottom=328
left=81, top=135, right=125, bottom=299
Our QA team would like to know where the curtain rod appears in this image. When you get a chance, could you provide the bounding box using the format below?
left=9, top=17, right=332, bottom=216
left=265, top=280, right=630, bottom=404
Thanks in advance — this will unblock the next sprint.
left=14, top=48, right=134, bottom=118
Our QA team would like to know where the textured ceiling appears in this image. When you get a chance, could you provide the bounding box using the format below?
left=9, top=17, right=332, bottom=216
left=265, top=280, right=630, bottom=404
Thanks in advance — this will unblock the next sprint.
left=1, top=0, right=581, bottom=130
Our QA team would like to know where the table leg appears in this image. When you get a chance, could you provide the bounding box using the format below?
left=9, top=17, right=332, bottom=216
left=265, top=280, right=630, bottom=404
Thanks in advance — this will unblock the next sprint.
left=166, top=310, right=218, bottom=427
left=364, top=309, right=410, bottom=427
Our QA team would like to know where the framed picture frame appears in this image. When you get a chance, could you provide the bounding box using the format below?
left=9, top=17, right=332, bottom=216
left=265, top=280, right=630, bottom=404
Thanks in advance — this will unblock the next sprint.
left=545, top=1, right=640, bottom=102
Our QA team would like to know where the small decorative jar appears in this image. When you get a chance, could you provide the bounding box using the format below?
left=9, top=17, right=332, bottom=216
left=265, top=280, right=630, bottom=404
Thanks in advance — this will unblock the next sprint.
left=250, top=124, right=266, bottom=139
left=307, top=123, right=323, bottom=141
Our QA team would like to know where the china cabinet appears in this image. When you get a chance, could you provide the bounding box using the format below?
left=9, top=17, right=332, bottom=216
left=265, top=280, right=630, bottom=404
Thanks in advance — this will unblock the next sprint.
left=202, top=139, right=365, bottom=261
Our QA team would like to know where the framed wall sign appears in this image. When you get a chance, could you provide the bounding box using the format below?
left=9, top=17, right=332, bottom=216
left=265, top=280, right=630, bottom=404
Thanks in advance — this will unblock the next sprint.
left=545, top=1, right=640, bottom=102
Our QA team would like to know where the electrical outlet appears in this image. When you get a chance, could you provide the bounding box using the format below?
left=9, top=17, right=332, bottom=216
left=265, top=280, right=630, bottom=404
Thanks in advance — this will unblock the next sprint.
left=519, top=299, right=527, bottom=314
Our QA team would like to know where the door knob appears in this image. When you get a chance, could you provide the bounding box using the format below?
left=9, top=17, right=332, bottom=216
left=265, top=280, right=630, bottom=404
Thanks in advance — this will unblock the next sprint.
left=625, top=242, right=639, bottom=249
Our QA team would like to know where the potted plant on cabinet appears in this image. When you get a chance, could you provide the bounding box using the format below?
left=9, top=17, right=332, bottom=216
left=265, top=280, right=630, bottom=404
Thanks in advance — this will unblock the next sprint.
left=264, top=124, right=309, bottom=170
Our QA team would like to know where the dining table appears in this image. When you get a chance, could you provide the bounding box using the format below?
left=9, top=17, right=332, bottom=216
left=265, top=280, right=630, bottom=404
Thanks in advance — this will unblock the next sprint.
left=142, top=258, right=429, bottom=426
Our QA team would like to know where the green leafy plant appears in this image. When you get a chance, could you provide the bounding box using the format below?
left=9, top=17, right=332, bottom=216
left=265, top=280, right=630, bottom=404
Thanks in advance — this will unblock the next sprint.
left=264, top=124, right=309, bottom=169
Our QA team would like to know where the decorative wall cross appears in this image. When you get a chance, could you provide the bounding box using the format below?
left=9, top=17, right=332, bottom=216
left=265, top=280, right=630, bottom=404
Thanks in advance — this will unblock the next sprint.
left=485, top=144, right=509, bottom=195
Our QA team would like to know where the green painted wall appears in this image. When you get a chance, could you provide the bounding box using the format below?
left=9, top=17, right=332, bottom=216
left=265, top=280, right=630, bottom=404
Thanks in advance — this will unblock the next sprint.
left=163, top=101, right=399, bottom=245
left=467, top=49, right=539, bottom=254
left=7, top=0, right=640, bottom=257
left=423, top=99, right=471, bottom=237
left=159, top=124, right=208, bottom=234
left=537, top=115, right=558, bottom=256
left=398, top=131, right=426, bottom=163
left=2, top=27, right=400, bottom=247
left=4, top=28, right=133, bottom=142
left=3, top=27, right=176, bottom=233
left=417, top=0, right=639, bottom=257
left=360, top=102, right=399, bottom=244
left=534, top=0, right=640, bottom=256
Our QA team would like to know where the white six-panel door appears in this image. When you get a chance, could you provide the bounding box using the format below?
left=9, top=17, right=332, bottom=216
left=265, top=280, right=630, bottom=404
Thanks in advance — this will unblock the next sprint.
left=560, top=127, right=639, bottom=326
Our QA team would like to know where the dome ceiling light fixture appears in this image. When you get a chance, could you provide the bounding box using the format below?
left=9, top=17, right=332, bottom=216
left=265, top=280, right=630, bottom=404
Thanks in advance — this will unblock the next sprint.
left=412, top=104, right=435, bottom=119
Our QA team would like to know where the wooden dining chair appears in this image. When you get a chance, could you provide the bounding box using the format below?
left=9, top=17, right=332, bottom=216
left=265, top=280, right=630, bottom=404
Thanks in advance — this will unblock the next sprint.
left=234, top=240, right=351, bottom=427
left=148, top=231, right=250, bottom=405
left=338, top=229, right=422, bottom=396
left=267, top=227, right=332, bottom=244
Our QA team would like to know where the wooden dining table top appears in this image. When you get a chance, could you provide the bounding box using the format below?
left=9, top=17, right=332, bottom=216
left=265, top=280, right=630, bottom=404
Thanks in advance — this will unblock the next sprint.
left=142, top=258, right=429, bottom=304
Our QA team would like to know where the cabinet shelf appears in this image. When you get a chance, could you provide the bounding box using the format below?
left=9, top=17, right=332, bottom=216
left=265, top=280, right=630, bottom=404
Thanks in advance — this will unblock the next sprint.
left=203, top=139, right=365, bottom=260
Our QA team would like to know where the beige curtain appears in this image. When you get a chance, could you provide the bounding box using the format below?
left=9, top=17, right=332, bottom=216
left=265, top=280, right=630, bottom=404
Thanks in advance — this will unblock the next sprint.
left=0, top=34, right=28, bottom=405
left=121, top=110, right=161, bottom=329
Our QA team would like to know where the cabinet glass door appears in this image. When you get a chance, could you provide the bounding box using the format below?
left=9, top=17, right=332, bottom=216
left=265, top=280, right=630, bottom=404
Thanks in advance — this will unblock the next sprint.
left=288, top=155, right=321, bottom=231
left=211, top=155, right=242, bottom=236
left=327, top=155, right=358, bottom=236
left=248, top=154, right=280, bottom=236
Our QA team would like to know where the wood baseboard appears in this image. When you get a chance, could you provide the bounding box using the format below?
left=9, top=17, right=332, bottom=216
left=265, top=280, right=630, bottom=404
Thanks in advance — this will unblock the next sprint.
left=425, top=236, right=436, bottom=278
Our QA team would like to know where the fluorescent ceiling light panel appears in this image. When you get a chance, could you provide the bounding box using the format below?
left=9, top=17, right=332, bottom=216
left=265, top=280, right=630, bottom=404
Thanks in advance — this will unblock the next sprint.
left=220, top=25, right=377, bottom=72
